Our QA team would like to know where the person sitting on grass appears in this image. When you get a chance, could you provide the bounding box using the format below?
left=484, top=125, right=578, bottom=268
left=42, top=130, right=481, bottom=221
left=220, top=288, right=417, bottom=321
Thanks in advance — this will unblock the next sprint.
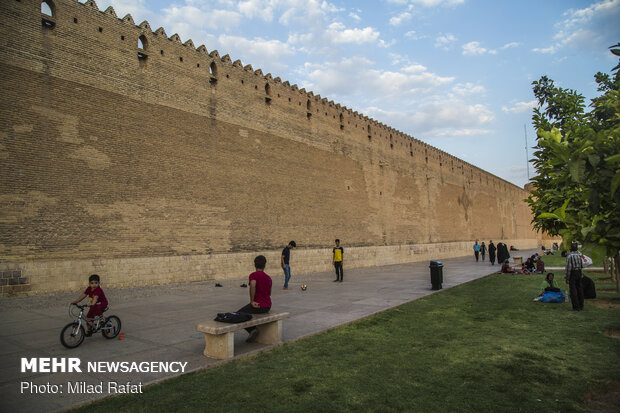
left=536, top=256, right=545, bottom=274
left=501, top=260, right=521, bottom=274
left=539, top=273, right=561, bottom=295
left=524, top=256, right=536, bottom=273
left=71, top=274, right=108, bottom=336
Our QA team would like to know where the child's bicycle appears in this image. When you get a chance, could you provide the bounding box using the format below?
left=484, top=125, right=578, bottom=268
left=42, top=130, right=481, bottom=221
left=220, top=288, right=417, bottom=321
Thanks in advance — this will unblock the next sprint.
left=60, top=304, right=122, bottom=348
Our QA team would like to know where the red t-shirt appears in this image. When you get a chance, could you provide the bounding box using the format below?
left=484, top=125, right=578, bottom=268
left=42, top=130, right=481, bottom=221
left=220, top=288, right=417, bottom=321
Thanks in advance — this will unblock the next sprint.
left=84, top=286, right=108, bottom=308
left=249, top=270, right=272, bottom=308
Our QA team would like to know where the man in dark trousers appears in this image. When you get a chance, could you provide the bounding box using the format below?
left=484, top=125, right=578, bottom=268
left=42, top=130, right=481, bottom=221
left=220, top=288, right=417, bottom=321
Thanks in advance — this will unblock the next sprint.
left=333, top=239, right=344, bottom=282
left=281, top=240, right=296, bottom=290
left=565, top=242, right=584, bottom=311
left=488, top=240, right=496, bottom=265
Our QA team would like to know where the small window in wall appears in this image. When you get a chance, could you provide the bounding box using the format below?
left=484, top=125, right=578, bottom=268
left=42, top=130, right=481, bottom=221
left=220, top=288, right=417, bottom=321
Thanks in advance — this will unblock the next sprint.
left=306, top=99, right=312, bottom=119
left=41, top=1, right=55, bottom=29
left=138, top=35, right=148, bottom=50
left=265, top=83, right=272, bottom=105
left=137, top=35, right=148, bottom=63
left=41, top=1, right=53, bottom=16
left=340, top=113, right=344, bottom=130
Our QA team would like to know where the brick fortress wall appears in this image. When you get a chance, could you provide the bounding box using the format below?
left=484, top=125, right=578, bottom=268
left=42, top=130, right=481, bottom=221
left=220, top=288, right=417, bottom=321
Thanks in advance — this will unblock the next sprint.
left=0, top=0, right=540, bottom=295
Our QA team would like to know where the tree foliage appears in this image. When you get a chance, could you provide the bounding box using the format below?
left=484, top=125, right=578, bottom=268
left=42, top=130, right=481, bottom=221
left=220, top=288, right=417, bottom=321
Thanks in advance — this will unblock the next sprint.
left=527, top=44, right=620, bottom=263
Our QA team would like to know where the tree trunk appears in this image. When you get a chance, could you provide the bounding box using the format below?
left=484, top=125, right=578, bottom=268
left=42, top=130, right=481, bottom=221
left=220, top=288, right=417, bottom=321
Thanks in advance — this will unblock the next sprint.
left=614, top=254, right=620, bottom=293
left=604, top=256, right=609, bottom=275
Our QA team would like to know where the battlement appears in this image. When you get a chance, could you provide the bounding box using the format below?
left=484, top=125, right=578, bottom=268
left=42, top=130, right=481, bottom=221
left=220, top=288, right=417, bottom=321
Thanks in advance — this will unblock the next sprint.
left=20, top=0, right=521, bottom=195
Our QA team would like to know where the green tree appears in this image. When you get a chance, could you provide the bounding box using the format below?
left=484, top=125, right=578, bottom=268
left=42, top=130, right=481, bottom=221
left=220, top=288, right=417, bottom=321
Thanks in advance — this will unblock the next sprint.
left=527, top=44, right=620, bottom=290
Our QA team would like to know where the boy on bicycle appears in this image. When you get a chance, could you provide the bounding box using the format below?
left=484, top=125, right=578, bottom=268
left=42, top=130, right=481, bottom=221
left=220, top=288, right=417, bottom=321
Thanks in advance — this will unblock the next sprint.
left=71, top=274, right=108, bottom=334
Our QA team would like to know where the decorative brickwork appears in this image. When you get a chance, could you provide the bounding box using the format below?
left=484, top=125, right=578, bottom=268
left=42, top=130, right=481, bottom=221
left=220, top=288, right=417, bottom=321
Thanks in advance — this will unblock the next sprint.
left=0, top=0, right=540, bottom=295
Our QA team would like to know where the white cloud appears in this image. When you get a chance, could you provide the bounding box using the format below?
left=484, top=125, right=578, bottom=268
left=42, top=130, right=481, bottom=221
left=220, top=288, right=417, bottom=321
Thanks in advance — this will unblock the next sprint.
left=433, top=128, right=493, bottom=137
left=402, top=63, right=428, bottom=73
left=300, top=57, right=454, bottom=100
left=278, top=0, right=342, bottom=26
left=533, top=0, right=620, bottom=54
left=405, top=30, right=426, bottom=40
left=326, top=22, right=380, bottom=44
left=462, top=41, right=500, bottom=56
left=453, top=82, right=485, bottom=95
left=98, top=0, right=151, bottom=21
left=349, top=12, right=361, bottom=21
left=161, top=5, right=243, bottom=32
left=366, top=100, right=494, bottom=138
left=390, top=12, right=412, bottom=26
left=502, top=100, right=537, bottom=114
left=532, top=45, right=557, bottom=54
left=387, top=0, right=464, bottom=6
left=501, top=42, right=520, bottom=50
left=217, top=34, right=296, bottom=72
left=238, top=0, right=274, bottom=21
left=288, top=32, right=314, bottom=44
left=435, top=33, right=457, bottom=50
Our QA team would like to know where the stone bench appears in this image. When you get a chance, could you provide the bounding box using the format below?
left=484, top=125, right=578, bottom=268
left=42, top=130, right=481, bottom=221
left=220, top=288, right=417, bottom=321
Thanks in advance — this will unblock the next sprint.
left=196, top=312, right=289, bottom=359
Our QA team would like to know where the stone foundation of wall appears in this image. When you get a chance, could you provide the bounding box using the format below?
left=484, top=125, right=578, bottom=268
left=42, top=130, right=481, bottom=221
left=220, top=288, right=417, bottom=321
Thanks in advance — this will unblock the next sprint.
left=0, top=239, right=538, bottom=296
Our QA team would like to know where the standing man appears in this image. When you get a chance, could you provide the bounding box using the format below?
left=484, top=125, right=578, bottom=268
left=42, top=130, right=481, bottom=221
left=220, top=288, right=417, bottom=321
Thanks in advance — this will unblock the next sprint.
left=333, top=239, right=344, bottom=282
left=481, top=241, right=487, bottom=262
left=473, top=240, right=481, bottom=262
left=281, top=240, right=296, bottom=290
left=488, top=240, right=496, bottom=265
left=565, top=242, right=584, bottom=311
left=237, top=255, right=272, bottom=343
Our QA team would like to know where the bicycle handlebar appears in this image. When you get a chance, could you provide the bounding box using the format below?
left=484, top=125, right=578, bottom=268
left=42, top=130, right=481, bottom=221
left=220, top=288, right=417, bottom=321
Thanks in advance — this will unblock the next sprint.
left=72, top=303, right=89, bottom=310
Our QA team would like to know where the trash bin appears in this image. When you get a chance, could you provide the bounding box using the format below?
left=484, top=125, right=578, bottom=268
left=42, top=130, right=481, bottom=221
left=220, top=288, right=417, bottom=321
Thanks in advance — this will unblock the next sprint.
left=430, top=260, right=443, bottom=290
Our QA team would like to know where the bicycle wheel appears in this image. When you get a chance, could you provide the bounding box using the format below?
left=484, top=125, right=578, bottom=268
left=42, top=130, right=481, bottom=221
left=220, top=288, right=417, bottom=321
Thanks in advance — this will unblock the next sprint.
left=60, top=322, right=85, bottom=348
left=101, top=315, right=121, bottom=339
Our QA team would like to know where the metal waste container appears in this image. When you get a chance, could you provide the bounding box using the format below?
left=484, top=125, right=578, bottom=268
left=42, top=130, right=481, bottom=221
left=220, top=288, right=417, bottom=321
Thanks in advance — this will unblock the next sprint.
left=430, top=260, right=443, bottom=290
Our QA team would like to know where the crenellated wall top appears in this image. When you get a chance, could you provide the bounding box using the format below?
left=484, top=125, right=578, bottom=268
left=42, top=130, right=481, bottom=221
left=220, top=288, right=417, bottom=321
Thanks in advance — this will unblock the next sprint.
left=22, top=0, right=523, bottom=192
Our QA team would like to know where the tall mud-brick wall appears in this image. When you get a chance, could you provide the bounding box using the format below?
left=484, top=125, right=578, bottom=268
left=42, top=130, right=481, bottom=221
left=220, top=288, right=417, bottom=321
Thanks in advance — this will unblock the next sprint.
left=0, top=0, right=540, bottom=295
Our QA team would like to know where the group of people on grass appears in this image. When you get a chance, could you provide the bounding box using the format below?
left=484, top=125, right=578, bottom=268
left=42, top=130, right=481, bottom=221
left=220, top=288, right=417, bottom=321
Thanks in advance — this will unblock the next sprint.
left=533, top=243, right=595, bottom=310
left=499, top=254, right=546, bottom=275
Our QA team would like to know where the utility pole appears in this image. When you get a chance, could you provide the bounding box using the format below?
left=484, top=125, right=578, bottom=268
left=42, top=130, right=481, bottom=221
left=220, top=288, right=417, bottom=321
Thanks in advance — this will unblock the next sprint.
left=524, top=124, right=530, bottom=181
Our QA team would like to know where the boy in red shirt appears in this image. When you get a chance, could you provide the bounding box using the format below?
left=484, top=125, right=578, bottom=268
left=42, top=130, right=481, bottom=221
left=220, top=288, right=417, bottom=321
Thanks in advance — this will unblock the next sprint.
left=71, top=274, right=109, bottom=335
left=237, top=255, right=272, bottom=343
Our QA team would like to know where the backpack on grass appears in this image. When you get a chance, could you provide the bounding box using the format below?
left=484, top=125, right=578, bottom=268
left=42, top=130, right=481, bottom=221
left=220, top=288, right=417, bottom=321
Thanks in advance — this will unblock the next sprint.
left=541, top=290, right=564, bottom=303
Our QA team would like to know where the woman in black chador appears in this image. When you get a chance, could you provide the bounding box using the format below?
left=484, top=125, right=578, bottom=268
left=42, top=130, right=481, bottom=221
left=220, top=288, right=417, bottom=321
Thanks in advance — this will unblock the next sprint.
left=488, top=241, right=496, bottom=265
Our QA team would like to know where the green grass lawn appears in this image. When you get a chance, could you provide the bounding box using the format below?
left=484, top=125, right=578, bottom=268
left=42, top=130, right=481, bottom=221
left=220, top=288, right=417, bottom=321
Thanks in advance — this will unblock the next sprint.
left=536, top=253, right=605, bottom=268
left=73, top=271, right=620, bottom=413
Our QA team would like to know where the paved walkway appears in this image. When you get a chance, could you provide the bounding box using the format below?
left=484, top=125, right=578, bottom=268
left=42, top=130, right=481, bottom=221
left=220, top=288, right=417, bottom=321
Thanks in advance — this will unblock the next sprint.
left=0, top=250, right=537, bottom=413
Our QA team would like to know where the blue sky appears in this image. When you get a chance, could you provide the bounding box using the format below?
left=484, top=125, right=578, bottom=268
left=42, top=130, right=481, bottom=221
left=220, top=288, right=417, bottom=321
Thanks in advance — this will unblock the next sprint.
left=92, top=0, right=619, bottom=188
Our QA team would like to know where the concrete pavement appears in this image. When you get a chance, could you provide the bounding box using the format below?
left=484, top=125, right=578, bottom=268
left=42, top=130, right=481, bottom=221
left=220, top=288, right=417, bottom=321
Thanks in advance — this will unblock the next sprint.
left=0, top=249, right=537, bottom=412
